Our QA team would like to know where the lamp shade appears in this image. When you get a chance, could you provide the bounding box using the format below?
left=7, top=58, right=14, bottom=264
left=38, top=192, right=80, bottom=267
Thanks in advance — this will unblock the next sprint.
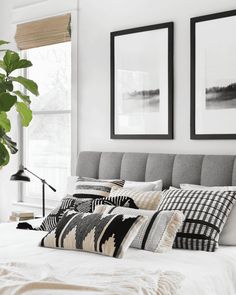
left=10, top=169, right=30, bottom=182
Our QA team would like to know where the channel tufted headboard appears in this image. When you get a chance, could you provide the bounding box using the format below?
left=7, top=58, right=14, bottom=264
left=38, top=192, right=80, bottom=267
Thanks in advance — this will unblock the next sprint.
left=76, top=151, right=236, bottom=189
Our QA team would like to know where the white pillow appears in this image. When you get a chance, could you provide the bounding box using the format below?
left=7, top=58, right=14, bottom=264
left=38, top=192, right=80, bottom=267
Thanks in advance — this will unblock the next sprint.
left=169, top=186, right=178, bottom=190
left=66, top=176, right=78, bottom=195
left=180, top=183, right=236, bottom=246
left=124, top=180, right=162, bottom=191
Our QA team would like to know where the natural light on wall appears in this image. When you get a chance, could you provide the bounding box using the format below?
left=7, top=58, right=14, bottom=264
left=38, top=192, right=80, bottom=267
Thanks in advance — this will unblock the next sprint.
left=23, top=42, right=71, bottom=203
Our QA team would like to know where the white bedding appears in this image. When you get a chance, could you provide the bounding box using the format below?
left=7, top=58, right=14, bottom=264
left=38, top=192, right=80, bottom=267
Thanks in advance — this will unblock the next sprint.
left=1, top=220, right=236, bottom=295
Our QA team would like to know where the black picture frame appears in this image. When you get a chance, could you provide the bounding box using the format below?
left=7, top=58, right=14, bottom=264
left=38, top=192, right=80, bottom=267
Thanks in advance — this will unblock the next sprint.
left=191, top=9, right=236, bottom=139
left=110, top=22, right=174, bottom=139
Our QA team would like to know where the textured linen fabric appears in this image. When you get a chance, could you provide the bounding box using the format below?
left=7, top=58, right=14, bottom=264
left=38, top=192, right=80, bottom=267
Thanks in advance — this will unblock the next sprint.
left=108, top=187, right=162, bottom=210
left=41, top=211, right=146, bottom=258
left=159, top=189, right=236, bottom=251
left=95, top=205, right=184, bottom=252
left=171, top=155, right=204, bottom=188
left=180, top=183, right=236, bottom=246
left=124, top=180, right=163, bottom=191
left=77, top=152, right=236, bottom=188
left=200, top=155, right=235, bottom=186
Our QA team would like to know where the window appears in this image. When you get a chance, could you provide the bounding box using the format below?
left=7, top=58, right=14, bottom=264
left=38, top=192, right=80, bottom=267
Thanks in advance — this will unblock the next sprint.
left=21, top=42, right=71, bottom=205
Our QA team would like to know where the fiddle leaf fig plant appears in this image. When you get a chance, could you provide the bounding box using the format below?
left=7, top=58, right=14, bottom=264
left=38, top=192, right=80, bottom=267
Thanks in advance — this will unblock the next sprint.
left=0, top=40, right=39, bottom=167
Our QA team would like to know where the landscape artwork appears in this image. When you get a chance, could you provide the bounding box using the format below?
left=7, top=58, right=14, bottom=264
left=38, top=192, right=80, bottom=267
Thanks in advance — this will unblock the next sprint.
left=111, top=23, right=173, bottom=139
left=191, top=10, right=236, bottom=139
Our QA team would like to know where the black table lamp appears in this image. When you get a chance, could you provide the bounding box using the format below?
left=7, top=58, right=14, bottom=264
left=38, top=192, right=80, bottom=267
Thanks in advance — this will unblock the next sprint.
left=10, top=165, right=56, bottom=217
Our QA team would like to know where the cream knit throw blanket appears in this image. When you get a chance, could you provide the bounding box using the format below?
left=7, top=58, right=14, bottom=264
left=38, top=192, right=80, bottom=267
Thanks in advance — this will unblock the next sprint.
left=0, top=262, right=184, bottom=295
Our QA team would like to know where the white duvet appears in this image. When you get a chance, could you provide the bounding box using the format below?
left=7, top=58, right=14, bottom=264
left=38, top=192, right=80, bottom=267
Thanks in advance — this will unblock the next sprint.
left=1, top=220, right=236, bottom=295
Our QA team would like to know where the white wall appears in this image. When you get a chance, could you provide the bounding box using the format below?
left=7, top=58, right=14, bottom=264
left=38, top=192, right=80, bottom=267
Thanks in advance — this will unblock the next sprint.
left=78, top=0, right=236, bottom=155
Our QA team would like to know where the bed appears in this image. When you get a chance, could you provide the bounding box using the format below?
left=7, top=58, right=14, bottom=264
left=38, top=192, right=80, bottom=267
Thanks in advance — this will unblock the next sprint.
left=2, top=151, right=236, bottom=295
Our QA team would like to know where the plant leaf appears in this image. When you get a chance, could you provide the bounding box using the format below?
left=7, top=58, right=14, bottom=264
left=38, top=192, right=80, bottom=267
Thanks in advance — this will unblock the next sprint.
left=2, top=133, right=17, bottom=154
left=13, top=90, right=31, bottom=105
left=0, top=60, right=6, bottom=72
left=0, top=92, right=17, bottom=112
left=0, top=40, right=9, bottom=46
left=12, top=76, right=39, bottom=96
left=0, top=81, right=13, bottom=92
left=15, top=102, right=32, bottom=127
left=3, top=50, right=20, bottom=74
left=16, top=59, right=32, bottom=70
left=2, top=50, right=32, bottom=74
left=0, top=142, right=10, bottom=166
left=0, top=112, right=11, bottom=132
left=0, top=73, right=5, bottom=81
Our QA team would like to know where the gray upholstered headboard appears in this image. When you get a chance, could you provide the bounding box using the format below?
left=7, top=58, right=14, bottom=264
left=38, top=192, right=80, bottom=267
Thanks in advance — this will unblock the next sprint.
left=76, top=151, right=236, bottom=189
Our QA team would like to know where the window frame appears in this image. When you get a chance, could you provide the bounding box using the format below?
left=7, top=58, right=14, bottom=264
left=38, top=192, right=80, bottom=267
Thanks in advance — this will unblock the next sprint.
left=17, top=11, right=78, bottom=207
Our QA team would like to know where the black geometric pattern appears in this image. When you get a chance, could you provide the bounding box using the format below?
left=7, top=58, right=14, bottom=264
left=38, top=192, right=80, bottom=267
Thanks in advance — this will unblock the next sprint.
left=41, top=211, right=146, bottom=258
left=37, top=196, right=89, bottom=231
left=159, top=189, right=236, bottom=251
left=106, top=196, right=138, bottom=209
left=37, top=195, right=138, bottom=232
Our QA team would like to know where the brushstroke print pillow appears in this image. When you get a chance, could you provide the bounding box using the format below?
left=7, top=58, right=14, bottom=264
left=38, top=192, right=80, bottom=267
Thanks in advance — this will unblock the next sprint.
left=41, top=211, right=146, bottom=258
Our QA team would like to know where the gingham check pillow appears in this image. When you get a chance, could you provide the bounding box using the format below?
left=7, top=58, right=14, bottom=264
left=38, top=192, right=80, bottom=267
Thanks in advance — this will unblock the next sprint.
left=159, top=189, right=236, bottom=251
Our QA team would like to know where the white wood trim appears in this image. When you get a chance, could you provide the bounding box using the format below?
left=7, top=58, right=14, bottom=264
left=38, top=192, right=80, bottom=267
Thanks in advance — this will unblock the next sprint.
left=32, top=110, right=71, bottom=115
left=12, top=201, right=55, bottom=210
left=12, top=1, right=78, bottom=25
left=71, top=10, right=78, bottom=175
left=13, top=0, right=48, bottom=10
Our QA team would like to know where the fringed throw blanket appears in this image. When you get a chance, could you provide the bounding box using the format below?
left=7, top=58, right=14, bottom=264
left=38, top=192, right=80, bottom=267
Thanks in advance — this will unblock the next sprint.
left=0, top=262, right=184, bottom=295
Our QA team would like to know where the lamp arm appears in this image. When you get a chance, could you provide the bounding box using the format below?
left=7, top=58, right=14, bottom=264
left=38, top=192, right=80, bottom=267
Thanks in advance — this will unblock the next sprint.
left=23, top=167, right=57, bottom=192
left=23, top=167, right=44, bottom=182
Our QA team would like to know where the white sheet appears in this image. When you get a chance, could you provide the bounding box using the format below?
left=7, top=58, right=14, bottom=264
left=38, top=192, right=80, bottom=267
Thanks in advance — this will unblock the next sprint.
left=1, top=220, right=236, bottom=295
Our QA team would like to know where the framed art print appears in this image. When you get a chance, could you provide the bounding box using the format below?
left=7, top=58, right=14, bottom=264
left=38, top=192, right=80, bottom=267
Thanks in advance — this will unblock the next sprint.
left=191, top=9, right=236, bottom=139
left=111, top=22, right=174, bottom=139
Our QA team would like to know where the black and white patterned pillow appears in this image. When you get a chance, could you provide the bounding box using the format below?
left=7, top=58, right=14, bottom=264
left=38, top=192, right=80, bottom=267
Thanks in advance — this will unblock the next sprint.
left=41, top=211, right=146, bottom=258
left=106, top=196, right=138, bottom=209
left=95, top=205, right=184, bottom=252
left=159, top=189, right=236, bottom=251
left=37, top=196, right=89, bottom=231
left=37, top=195, right=138, bottom=232
left=73, top=178, right=125, bottom=199
left=108, top=188, right=162, bottom=210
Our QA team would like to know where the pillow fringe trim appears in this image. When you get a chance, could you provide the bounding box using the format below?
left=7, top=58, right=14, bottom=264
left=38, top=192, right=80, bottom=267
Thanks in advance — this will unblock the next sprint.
left=156, top=211, right=185, bottom=253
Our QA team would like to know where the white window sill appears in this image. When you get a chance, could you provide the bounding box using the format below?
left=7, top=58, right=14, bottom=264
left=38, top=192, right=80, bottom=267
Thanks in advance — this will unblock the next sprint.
left=12, top=202, right=55, bottom=216
left=12, top=202, right=54, bottom=210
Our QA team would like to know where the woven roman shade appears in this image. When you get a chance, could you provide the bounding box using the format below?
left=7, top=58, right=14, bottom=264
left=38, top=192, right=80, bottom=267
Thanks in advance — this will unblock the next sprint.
left=15, top=14, right=71, bottom=50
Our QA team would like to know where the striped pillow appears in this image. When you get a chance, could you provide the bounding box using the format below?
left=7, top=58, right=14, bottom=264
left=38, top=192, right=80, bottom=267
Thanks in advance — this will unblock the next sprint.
left=159, top=189, right=236, bottom=251
left=95, top=205, right=184, bottom=252
left=108, top=188, right=162, bottom=210
left=73, top=178, right=125, bottom=199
